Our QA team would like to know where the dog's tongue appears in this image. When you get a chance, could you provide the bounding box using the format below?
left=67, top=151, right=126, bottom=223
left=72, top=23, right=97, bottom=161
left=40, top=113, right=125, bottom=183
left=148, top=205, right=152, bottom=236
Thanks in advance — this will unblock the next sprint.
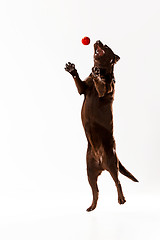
left=96, top=46, right=105, bottom=56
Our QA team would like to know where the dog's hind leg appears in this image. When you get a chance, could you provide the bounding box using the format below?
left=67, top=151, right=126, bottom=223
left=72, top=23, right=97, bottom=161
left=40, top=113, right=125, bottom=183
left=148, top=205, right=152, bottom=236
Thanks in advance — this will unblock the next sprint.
left=86, top=144, right=102, bottom=212
left=107, top=153, right=126, bottom=204
left=87, top=167, right=102, bottom=211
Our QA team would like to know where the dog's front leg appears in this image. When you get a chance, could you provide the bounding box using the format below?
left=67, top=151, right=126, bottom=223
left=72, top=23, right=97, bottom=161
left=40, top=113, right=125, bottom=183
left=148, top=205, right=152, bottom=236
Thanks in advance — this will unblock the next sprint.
left=65, top=62, right=86, bottom=95
left=92, top=67, right=107, bottom=97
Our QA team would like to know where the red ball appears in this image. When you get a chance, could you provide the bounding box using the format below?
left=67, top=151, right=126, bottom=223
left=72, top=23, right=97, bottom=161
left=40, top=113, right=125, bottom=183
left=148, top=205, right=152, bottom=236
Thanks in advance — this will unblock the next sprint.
left=82, top=36, right=90, bottom=45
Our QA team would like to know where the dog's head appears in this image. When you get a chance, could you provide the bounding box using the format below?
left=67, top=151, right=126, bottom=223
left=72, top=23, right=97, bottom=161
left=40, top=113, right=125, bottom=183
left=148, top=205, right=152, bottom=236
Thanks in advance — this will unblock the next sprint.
left=94, top=40, right=120, bottom=72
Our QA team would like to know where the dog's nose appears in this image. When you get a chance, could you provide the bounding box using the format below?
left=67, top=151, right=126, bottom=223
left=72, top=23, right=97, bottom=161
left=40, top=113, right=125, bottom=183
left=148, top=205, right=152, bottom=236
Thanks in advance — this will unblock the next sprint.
left=96, top=40, right=101, bottom=44
left=96, top=40, right=103, bottom=46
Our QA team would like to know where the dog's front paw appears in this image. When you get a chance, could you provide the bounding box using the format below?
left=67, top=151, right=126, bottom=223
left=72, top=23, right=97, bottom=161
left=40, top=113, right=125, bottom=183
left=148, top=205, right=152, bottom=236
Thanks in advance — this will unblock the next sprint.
left=92, top=67, right=100, bottom=78
left=65, top=62, right=76, bottom=75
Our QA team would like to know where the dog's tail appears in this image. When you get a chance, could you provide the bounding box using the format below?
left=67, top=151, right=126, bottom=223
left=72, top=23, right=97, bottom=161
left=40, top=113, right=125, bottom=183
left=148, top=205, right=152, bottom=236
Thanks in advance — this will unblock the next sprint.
left=119, top=161, right=138, bottom=182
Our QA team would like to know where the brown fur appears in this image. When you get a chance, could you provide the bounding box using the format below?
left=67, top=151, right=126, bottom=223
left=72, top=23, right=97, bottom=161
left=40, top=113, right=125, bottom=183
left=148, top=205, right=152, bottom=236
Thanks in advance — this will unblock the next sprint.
left=65, top=40, right=138, bottom=211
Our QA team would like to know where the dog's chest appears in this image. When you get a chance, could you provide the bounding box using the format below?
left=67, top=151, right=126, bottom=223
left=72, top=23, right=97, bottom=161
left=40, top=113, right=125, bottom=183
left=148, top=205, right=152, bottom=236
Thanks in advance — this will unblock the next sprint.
left=81, top=87, right=113, bottom=128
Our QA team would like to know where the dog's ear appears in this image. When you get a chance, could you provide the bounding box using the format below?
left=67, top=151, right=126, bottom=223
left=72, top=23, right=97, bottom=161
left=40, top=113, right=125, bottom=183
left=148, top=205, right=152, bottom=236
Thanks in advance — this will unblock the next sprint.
left=114, top=54, right=120, bottom=63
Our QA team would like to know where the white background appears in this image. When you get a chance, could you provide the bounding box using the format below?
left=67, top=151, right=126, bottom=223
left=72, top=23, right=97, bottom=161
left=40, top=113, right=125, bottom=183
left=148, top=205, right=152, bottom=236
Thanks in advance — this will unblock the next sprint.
left=0, top=0, right=160, bottom=239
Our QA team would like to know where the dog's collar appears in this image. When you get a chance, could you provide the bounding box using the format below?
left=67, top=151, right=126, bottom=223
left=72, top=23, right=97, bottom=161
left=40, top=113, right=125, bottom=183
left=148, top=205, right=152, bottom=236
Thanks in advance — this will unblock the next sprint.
left=90, top=72, right=116, bottom=83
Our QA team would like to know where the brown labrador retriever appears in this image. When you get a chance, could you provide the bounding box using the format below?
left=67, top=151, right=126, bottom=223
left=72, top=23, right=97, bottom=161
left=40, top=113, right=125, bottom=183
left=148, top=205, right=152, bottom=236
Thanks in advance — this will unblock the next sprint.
left=65, top=40, right=138, bottom=211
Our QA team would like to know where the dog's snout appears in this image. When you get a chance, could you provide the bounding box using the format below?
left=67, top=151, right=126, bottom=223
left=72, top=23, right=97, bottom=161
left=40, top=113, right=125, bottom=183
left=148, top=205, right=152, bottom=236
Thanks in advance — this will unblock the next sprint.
left=96, top=40, right=102, bottom=45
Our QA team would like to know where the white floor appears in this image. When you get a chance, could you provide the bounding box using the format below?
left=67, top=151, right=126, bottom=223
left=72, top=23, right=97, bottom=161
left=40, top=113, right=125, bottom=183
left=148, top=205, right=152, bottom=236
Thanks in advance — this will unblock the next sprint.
left=0, top=191, right=159, bottom=240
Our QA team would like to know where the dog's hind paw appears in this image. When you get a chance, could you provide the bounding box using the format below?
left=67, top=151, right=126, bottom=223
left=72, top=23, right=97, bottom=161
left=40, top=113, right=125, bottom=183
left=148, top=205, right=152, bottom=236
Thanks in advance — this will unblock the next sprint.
left=118, top=196, right=126, bottom=205
left=86, top=204, right=96, bottom=212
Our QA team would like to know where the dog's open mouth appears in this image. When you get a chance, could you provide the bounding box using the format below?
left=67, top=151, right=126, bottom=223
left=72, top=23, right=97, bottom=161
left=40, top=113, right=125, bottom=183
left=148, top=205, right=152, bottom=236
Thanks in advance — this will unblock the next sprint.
left=95, top=44, right=105, bottom=57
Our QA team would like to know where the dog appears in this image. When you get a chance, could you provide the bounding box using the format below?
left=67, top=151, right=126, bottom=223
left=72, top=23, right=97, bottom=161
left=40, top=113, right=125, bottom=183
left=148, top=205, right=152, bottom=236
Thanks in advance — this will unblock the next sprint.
left=65, top=40, right=138, bottom=211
